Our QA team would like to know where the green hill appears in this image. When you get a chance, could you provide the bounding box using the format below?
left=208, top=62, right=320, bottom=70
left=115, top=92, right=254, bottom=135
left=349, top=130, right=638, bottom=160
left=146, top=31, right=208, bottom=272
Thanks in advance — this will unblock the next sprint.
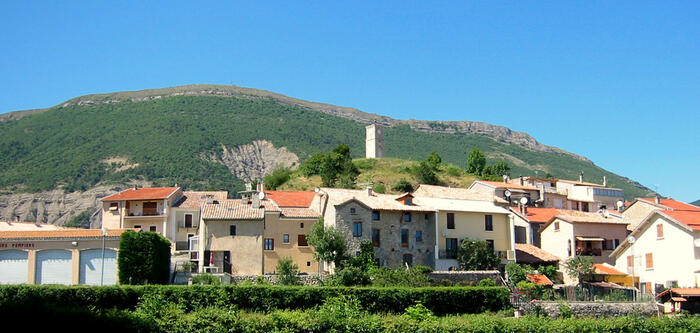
left=0, top=85, right=654, bottom=200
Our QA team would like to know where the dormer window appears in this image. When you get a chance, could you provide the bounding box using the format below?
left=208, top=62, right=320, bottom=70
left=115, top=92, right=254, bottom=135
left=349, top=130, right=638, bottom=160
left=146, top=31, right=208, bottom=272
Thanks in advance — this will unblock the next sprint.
left=404, top=199, right=412, bottom=205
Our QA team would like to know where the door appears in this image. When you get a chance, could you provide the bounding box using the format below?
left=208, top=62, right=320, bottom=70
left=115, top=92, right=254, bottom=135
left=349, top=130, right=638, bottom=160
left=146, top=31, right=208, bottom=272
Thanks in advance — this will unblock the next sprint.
left=0, top=250, right=28, bottom=284
left=79, top=249, right=117, bottom=285
left=223, top=251, right=231, bottom=274
left=36, top=250, right=72, bottom=285
left=143, top=202, right=157, bottom=215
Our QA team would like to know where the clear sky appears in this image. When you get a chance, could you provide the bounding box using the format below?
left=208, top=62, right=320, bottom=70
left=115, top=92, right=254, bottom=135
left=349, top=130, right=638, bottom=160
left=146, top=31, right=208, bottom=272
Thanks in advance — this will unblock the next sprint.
left=1, top=1, right=698, bottom=202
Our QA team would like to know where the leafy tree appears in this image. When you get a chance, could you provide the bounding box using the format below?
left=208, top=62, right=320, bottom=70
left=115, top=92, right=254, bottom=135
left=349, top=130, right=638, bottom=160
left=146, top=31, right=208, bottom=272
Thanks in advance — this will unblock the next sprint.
left=118, top=230, right=171, bottom=284
left=456, top=238, right=500, bottom=270
left=263, top=166, right=292, bottom=190
left=307, top=218, right=348, bottom=269
left=425, top=152, right=442, bottom=171
left=505, top=262, right=533, bottom=285
left=276, top=257, right=301, bottom=285
left=298, top=152, right=327, bottom=177
left=565, top=255, right=595, bottom=285
left=319, top=144, right=359, bottom=188
left=326, top=266, right=371, bottom=286
left=483, top=161, right=510, bottom=177
left=538, top=264, right=558, bottom=282
left=466, top=148, right=486, bottom=175
left=414, top=161, right=438, bottom=185
left=392, top=179, right=414, bottom=193
left=348, top=240, right=376, bottom=270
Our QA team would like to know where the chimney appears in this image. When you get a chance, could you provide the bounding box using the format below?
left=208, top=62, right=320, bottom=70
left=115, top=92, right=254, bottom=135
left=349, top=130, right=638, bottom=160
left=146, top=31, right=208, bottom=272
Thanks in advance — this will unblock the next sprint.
left=579, top=171, right=584, bottom=183
left=602, top=176, right=607, bottom=187
left=256, top=182, right=266, bottom=193
left=654, top=196, right=660, bottom=204
left=366, top=187, right=373, bottom=196
left=15, top=215, right=20, bottom=223
left=519, top=177, right=524, bottom=186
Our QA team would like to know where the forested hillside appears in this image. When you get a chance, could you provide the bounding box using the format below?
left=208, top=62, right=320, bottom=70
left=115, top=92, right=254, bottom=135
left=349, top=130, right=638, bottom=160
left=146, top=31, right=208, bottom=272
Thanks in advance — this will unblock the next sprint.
left=0, top=88, right=654, bottom=205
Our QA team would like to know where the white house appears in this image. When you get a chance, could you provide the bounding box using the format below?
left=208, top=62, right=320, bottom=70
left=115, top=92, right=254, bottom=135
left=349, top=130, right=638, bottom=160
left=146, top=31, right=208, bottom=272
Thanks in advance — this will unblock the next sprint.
left=610, top=210, right=700, bottom=294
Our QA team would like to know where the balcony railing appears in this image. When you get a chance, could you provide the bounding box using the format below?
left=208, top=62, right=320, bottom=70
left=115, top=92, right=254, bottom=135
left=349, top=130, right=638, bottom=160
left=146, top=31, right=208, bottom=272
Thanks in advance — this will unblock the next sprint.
left=126, top=210, right=164, bottom=217
left=576, top=248, right=602, bottom=256
left=438, top=249, right=457, bottom=259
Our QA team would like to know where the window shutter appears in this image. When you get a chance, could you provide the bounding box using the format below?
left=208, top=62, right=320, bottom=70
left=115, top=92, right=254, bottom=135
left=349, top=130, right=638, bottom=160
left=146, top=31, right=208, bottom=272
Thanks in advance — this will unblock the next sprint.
left=627, top=255, right=633, bottom=267
left=645, top=253, right=653, bottom=269
left=657, top=224, right=664, bottom=238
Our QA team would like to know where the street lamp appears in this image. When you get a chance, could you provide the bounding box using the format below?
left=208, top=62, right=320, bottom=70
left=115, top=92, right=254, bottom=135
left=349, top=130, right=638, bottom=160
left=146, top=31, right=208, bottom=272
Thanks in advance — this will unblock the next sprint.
left=628, top=235, right=636, bottom=302
left=101, top=227, right=108, bottom=286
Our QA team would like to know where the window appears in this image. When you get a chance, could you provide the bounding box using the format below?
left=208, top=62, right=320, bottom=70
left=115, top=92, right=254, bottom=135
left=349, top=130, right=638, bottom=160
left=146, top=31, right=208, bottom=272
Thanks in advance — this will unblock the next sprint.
left=424, top=213, right=429, bottom=221
left=372, top=210, right=380, bottom=220
left=149, top=226, right=157, bottom=232
left=109, top=202, right=118, bottom=211
left=645, top=253, right=653, bottom=269
left=554, top=222, right=560, bottom=231
left=484, top=215, right=493, bottom=231
left=415, top=230, right=423, bottom=242
left=185, top=214, right=193, bottom=228
left=372, top=229, right=380, bottom=247
left=401, top=229, right=409, bottom=247
left=613, top=239, right=620, bottom=248
left=298, top=234, right=308, bottom=247
left=657, top=224, right=664, bottom=238
left=350, top=207, right=356, bottom=214
left=353, top=222, right=362, bottom=237
left=446, top=238, right=458, bottom=259
left=447, top=213, right=455, bottom=229
left=300, top=223, right=304, bottom=228
left=143, top=202, right=158, bottom=216
left=307, top=261, right=311, bottom=267
left=403, top=254, right=413, bottom=267
left=404, top=199, right=412, bottom=205
left=264, top=238, right=274, bottom=250
left=403, top=213, right=411, bottom=222
left=627, top=255, right=633, bottom=267
left=283, top=234, right=289, bottom=243
left=229, top=225, right=236, bottom=236
left=567, top=239, right=572, bottom=257
left=486, top=239, right=495, bottom=251
left=133, top=225, right=141, bottom=229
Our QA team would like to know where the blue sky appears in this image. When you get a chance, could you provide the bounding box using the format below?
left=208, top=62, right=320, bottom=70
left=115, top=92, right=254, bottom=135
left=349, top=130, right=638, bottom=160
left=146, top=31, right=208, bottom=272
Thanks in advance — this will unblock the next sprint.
left=1, top=1, right=698, bottom=202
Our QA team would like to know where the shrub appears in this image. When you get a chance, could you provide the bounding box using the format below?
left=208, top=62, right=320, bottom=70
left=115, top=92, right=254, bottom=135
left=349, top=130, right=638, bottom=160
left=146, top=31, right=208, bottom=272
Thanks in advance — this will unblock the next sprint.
left=327, top=266, right=371, bottom=286
left=370, top=266, right=432, bottom=287
left=263, top=166, right=292, bottom=190
left=192, top=273, right=220, bottom=285
left=558, top=302, right=573, bottom=319
left=118, top=230, right=171, bottom=285
left=392, top=179, right=414, bottom=193
left=445, top=165, right=463, bottom=176
left=457, top=238, right=500, bottom=270
left=478, top=278, right=496, bottom=287
left=414, top=161, right=438, bottom=185
left=275, top=257, right=301, bottom=286
left=505, top=262, right=533, bottom=285
left=403, top=302, right=436, bottom=322
left=372, top=183, right=386, bottom=194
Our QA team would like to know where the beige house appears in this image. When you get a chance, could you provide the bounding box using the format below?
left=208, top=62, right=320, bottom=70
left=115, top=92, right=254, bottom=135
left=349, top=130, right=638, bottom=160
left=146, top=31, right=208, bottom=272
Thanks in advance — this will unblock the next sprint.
left=622, top=197, right=700, bottom=231
left=468, top=180, right=542, bottom=206
left=0, top=228, right=128, bottom=285
left=262, top=191, right=320, bottom=274
left=312, top=187, right=435, bottom=272
left=413, top=184, right=518, bottom=270
left=611, top=210, right=700, bottom=294
left=539, top=209, right=629, bottom=283
left=171, top=191, right=228, bottom=251
left=509, top=176, right=625, bottom=212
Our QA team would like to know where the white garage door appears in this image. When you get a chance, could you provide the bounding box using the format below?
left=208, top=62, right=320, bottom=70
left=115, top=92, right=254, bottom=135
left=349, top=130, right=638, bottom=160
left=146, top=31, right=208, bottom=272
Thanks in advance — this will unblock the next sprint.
left=79, top=249, right=117, bottom=285
left=0, top=250, right=28, bottom=284
left=36, top=250, right=73, bottom=285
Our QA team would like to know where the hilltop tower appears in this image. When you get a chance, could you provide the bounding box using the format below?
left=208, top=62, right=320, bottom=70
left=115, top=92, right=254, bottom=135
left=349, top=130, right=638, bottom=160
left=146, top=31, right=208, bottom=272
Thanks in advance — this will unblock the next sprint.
left=365, top=124, right=384, bottom=158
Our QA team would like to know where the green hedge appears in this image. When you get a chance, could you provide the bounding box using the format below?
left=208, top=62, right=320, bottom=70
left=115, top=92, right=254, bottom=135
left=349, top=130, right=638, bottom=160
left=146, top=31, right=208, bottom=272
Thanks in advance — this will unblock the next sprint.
left=0, top=285, right=509, bottom=315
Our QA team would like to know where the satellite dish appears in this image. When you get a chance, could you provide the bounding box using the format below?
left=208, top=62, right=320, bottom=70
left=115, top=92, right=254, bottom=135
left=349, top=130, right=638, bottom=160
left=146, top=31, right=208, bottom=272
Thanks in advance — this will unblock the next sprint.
left=519, top=197, right=529, bottom=205
left=314, top=188, right=320, bottom=193
left=258, top=191, right=266, bottom=200
left=504, top=190, right=512, bottom=198
left=616, top=200, right=624, bottom=209
left=628, top=236, right=636, bottom=244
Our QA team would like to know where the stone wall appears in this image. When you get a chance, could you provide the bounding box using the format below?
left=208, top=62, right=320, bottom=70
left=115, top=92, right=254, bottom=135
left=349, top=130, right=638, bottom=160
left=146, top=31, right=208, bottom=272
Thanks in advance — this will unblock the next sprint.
left=522, top=301, right=659, bottom=318
left=175, top=272, right=327, bottom=286
left=429, top=270, right=502, bottom=285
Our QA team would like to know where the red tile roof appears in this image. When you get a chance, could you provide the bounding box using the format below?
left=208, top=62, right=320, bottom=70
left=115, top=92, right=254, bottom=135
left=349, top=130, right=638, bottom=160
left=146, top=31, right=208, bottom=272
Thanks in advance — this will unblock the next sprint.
left=662, top=210, right=700, bottom=231
left=638, top=198, right=700, bottom=211
left=102, top=187, right=180, bottom=201
left=515, top=244, right=560, bottom=263
left=524, top=208, right=561, bottom=223
left=175, top=191, right=228, bottom=208
left=0, top=228, right=131, bottom=239
left=657, top=288, right=700, bottom=298
left=593, top=264, right=627, bottom=275
left=265, top=191, right=315, bottom=208
left=525, top=274, right=553, bottom=286
left=474, top=180, right=538, bottom=191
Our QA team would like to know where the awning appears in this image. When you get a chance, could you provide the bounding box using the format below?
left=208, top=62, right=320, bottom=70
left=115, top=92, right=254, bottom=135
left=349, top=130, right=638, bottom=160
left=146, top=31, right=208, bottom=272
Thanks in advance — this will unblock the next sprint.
left=576, top=237, right=604, bottom=241
left=671, top=297, right=687, bottom=302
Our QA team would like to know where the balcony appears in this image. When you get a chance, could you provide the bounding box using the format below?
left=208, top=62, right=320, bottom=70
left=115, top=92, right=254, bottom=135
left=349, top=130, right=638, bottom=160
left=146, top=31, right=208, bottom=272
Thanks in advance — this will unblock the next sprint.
left=576, top=248, right=602, bottom=256
left=438, top=249, right=457, bottom=259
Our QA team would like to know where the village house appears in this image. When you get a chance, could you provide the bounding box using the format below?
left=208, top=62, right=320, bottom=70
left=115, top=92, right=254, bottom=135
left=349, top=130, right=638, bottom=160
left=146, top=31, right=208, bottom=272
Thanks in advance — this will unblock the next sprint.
left=508, top=176, right=625, bottom=212
left=621, top=197, right=700, bottom=231
left=539, top=209, right=628, bottom=283
left=468, top=180, right=542, bottom=206
left=610, top=210, right=700, bottom=294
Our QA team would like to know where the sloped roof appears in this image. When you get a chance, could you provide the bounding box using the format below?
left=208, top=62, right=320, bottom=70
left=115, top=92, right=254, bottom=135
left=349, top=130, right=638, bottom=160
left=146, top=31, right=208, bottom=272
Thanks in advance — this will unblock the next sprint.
left=515, top=244, right=560, bottom=263
left=201, top=200, right=264, bottom=220
left=657, top=288, right=700, bottom=299
left=102, top=187, right=180, bottom=201
left=637, top=198, right=700, bottom=211
left=0, top=228, right=130, bottom=239
left=593, top=263, right=627, bottom=275
left=279, top=207, right=320, bottom=218
left=524, top=207, right=561, bottom=223
left=525, top=274, right=553, bottom=286
left=413, top=184, right=502, bottom=202
left=551, top=210, right=627, bottom=225
left=175, top=191, right=228, bottom=208
left=0, top=221, right=65, bottom=231
left=661, top=210, right=700, bottom=231
left=265, top=191, right=315, bottom=208
left=322, top=188, right=434, bottom=212
left=473, top=180, right=538, bottom=191
left=412, top=196, right=511, bottom=214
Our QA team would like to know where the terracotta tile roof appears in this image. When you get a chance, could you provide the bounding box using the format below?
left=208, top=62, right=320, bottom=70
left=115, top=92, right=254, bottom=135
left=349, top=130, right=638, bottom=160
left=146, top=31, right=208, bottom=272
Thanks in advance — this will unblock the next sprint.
left=557, top=179, right=605, bottom=187
left=0, top=228, right=130, bottom=239
left=279, top=207, right=320, bottom=218
left=524, top=208, right=561, bottom=223
left=175, top=191, right=228, bottom=208
left=638, top=198, right=700, bottom=211
left=657, top=288, right=700, bottom=298
left=413, top=184, right=503, bottom=202
left=593, top=263, right=627, bottom=275
left=661, top=210, right=700, bottom=231
left=102, top=187, right=180, bottom=201
left=0, top=221, right=65, bottom=231
left=475, top=180, right=539, bottom=191
left=525, top=274, right=553, bottom=286
left=553, top=209, right=627, bottom=224
left=322, top=188, right=435, bottom=212
left=201, top=200, right=264, bottom=220
left=515, top=244, right=560, bottom=263
left=265, top=191, right=315, bottom=208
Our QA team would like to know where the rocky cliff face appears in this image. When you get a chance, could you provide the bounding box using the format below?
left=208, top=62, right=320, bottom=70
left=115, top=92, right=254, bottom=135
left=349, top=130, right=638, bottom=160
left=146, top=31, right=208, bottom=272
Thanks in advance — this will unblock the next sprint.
left=204, top=140, right=299, bottom=182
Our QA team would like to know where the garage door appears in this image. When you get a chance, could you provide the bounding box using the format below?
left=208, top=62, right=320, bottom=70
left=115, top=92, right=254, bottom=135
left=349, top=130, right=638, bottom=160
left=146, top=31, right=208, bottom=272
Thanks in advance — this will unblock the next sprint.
left=36, top=250, right=73, bottom=285
left=79, top=249, right=117, bottom=285
left=0, top=250, right=28, bottom=284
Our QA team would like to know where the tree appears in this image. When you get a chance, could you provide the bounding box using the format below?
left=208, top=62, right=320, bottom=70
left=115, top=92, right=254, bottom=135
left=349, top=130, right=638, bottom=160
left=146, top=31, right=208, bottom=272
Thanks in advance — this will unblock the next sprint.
left=319, top=144, right=360, bottom=188
left=482, top=161, right=510, bottom=178
left=415, top=161, right=438, bottom=185
left=564, top=255, right=594, bottom=285
left=348, top=240, right=376, bottom=270
left=392, top=179, right=414, bottom=193
left=456, top=238, right=500, bottom=270
left=307, top=218, right=348, bottom=269
left=276, top=257, right=301, bottom=285
left=263, top=166, right=292, bottom=190
left=425, top=152, right=442, bottom=171
left=298, top=152, right=327, bottom=177
left=118, top=230, right=171, bottom=284
left=505, top=262, right=533, bottom=285
left=466, top=148, right=486, bottom=175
